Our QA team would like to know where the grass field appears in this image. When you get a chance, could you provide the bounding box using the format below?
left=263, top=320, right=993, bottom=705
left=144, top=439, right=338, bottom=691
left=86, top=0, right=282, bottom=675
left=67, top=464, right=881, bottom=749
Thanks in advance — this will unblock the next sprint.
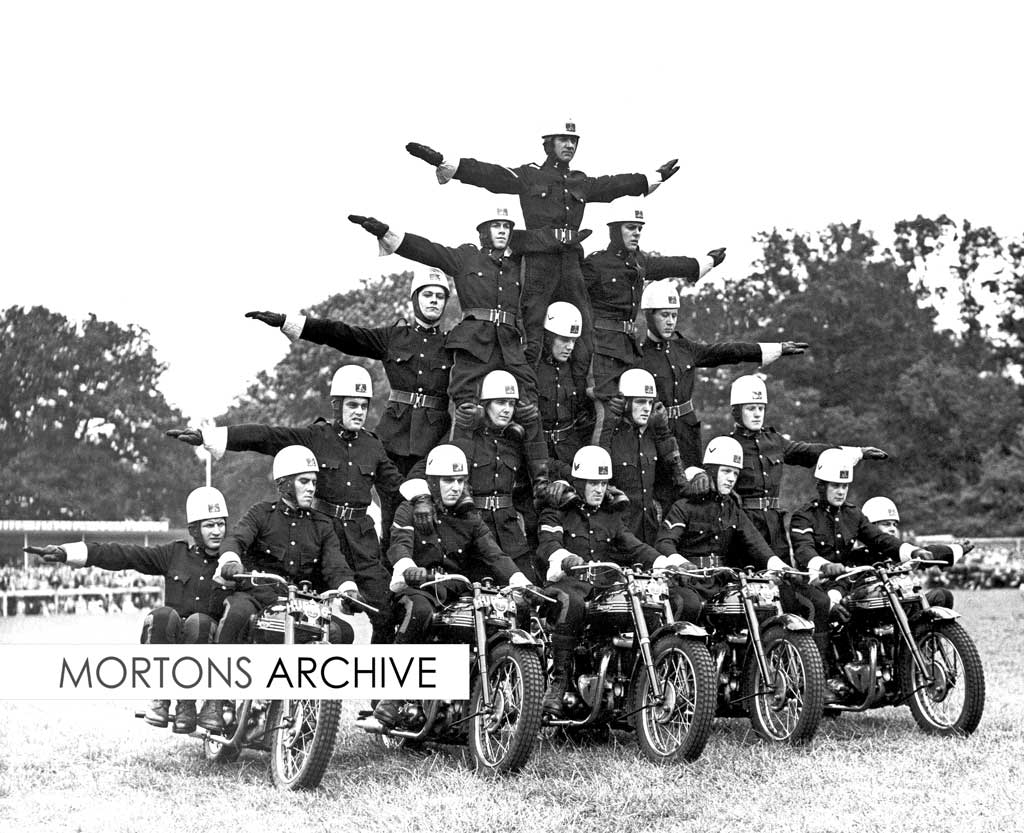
left=1, top=590, right=1022, bottom=833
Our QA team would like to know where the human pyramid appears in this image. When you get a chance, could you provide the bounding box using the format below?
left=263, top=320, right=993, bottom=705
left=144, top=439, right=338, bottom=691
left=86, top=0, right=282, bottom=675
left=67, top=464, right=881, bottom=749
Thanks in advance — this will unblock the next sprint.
left=28, top=119, right=975, bottom=749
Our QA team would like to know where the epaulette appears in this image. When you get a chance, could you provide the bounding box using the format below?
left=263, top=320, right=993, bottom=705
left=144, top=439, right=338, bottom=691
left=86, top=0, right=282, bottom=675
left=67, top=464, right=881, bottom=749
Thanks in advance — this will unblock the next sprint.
left=311, top=417, right=331, bottom=427
left=526, top=162, right=541, bottom=169
left=394, top=317, right=409, bottom=327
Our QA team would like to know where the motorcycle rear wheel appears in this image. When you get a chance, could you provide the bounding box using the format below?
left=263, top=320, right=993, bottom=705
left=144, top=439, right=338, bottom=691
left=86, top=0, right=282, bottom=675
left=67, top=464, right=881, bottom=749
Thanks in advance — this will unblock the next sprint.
left=743, top=628, right=824, bottom=745
left=899, top=621, right=985, bottom=736
left=467, top=642, right=545, bottom=774
left=267, top=698, right=342, bottom=790
left=632, top=634, right=716, bottom=764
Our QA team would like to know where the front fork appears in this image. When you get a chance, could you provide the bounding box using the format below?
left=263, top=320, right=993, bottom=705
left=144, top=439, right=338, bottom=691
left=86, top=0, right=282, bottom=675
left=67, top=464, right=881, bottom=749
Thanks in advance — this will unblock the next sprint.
left=881, top=572, right=933, bottom=685
left=629, top=574, right=664, bottom=702
left=473, top=590, right=493, bottom=711
left=740, top=574, right=772, bottom=685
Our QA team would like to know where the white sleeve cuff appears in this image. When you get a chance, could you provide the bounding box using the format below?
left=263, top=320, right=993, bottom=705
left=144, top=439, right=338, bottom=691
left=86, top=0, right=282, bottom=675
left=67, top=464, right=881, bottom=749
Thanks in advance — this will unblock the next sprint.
left=389, top=557, right=418, bottom=592
left=898, top=543, right=918, bottom=562
left=546, top=548, right=574, bottom=583
left=767, top=555, right=790, bottom=572
left=839, top=446, right=864, bottom=465
left=508, top=572, right=530, bottom=588
left=949, top=544, right=965, bottom=562
left=399, top=479, right=430, bottom=501
left=64, top=541, right=89, bottom=568
left=652, top=555, right=669, bottom=570
left=436, top=158, right=458, bottom=185
left=759, top=343, right=783, bottom=366
left=338, top=581, right=359, bottom=595
left=204, top=426, right=228, bottom=462
left=646, top=171, right=662, bottom=195
left=281, top=314, right=306, bottom=342
left=684, top=466, right=705, bottom=481
left=378, top=229, right=404, bottom=256
left=214, top=553, right=242, bottom=584
left=827, top=588, right=843, bottom=607
left=697, top=255, right=715, bottom=278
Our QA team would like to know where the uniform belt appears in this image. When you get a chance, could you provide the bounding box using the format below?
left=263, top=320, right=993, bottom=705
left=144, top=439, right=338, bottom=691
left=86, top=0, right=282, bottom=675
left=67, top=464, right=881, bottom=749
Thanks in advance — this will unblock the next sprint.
left=545, top=423, right=577, bottom=443
left=665, top=400, right=694, bottom=418
left=741, top=497, right=781, bottom=511
left=473, top=494, right=514, bottom=510
left=388, top=389, right=448, bottom=410
left=463, top=308, right=519, bottom=327
left=691, top=555, right=726, bottom=569
left=594, top=318, right=636, bottom=335
left=310, top=498, right=368, bottom=520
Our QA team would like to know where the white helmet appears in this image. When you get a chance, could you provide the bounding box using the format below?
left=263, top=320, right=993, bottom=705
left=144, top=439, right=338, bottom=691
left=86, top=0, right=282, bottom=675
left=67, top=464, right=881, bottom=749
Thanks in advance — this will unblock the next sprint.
left=607, top=197, right=646, bottom=227
left=330, top=365, right=373, bottom=398
left=703, top=436, right=744, bottom=469
left=640, top=280, right=680, bottom=311
left=730, top=375, right=768, bottom=406
left=185, top=486, right=228, bottom=524
left=544, top=302, right=583, bottom=338
left=619, top=368, right=657, bottom=398
left=410, top=267, right=450, bottom=300
left=476, top=204, right=520, bottom=232
left=862, top=496, right=900, bottom=524
left=480, top=370, right=519, bottom=401
left=571, top=446, right=613, bottom=481
left=541, top=118, right=580, bottom=139
left=815, top=448, right=856, bottom=484
left=425, top=444, right=468, bottom=477
left=272, top=445, right=319, bottom=481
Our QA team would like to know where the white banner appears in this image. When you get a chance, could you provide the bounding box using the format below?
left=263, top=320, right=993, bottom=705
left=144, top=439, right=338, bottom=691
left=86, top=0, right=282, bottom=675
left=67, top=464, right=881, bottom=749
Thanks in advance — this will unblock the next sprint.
left=0, top=644, right=469, bottom=700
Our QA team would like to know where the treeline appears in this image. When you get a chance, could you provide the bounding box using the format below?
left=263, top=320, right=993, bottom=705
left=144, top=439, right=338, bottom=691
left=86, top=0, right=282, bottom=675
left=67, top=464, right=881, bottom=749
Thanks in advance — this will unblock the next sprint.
left=4, top=216, right=1023, bottom=535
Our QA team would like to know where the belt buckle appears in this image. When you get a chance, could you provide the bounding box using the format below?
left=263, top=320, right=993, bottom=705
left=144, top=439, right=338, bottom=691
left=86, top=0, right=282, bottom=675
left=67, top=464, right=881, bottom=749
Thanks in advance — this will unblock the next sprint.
left=483, top=496, right=499, bottom=510
left=625, top=321, right=635, bottom=335
left=553, top=228, right=572, bottom=245
left=411, top=392, right=426, bottom=407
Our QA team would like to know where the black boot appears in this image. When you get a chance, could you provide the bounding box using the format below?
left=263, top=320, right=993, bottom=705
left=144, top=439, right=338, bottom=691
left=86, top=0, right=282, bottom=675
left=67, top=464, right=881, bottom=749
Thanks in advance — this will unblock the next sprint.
left=814, top=633, right=846, bottom=705
left=372, top=699, right=401, bottom=729
left=172, top=700, right=197, bottom=734
left=144, top=699, right=170, bottom=728
left=543, top=635, right=577, bottom=717
left=197, top=699, right=226, bottom=733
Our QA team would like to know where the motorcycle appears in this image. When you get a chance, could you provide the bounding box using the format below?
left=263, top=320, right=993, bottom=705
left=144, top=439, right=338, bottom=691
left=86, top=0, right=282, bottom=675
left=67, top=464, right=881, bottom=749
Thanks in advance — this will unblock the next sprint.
left=355, top=573, right=547, bottom=774
left=196, top=571, right=377, bottom=790
left=822, top=559, right=985, bottom=735
left=673, top=566, right=825, bottom=745
left=544, top=562, right=717, bottom=764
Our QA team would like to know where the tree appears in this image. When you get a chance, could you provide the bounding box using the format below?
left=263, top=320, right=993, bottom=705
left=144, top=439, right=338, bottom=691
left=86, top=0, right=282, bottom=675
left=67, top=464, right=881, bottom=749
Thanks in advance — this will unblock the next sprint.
left=0, top=306, right=198, bottom=521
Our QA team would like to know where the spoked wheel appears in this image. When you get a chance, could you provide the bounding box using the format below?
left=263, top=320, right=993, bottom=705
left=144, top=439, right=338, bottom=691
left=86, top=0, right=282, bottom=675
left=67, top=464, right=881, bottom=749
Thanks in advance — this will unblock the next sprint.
left=743, top=628, right=824, bottom=745
left=899, top=622, right=985, bottom=736
left=468, top=643, right=545, bottom=774
left=203, top=699, right=243, bottom=763
left=632, top=635, right=716, bottom=763
left=267, top=698, right=342, bottom=790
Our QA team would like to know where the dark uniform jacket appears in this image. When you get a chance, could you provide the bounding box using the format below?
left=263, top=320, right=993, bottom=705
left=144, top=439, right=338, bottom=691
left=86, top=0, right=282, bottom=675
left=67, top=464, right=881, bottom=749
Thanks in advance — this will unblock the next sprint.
left=600, top=416, right=667, bottom=545
left=388, top=500, right=519, bottom=584
left=790, top=501, right=904, bottom=570
left=537, top=500, right=659, bottom=568
left=396, top=233, right=526, bottom=365
left=221, top=500, right=353, bottom=592
left=453, top=157, right=649, bottom=247
left=297, top=315, right=451, bottom=457
left=641, top=335, right=763, bottom=468
left=655, top=492, right=776, bottom=569
left=731, top=425, right=832, bottom=558
left=584, top=246, right=704, bottom=363
left=537, top=355, right=593, bottom=473
left=83, top=540, right=227, bottom=618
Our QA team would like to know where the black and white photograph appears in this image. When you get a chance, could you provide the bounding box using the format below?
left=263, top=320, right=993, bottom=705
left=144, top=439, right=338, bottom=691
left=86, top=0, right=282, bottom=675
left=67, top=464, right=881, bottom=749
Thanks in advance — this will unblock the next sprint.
left=2, top=2, right=1022, bottom=831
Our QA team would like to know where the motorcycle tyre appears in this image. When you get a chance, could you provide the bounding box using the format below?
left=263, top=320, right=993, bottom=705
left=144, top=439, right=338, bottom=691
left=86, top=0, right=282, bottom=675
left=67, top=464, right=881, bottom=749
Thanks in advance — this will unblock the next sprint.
left=267, top=698, right=342, bottom=790
left=899, top=621, right=985, bottom=736
left=467, top=642, right=545, bottom=775
left=632, top=634, right=716, bottom=764
left=743, top=627, right=824, bottom=745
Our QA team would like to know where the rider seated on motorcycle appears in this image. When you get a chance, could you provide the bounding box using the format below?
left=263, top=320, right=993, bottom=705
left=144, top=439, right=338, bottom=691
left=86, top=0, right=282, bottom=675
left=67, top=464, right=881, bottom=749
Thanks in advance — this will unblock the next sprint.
left=654, top=436, right=821, bottom=628
left=537, top=445, right=668, bottom=717
left=25, top=487, right=233, bottom=735
left=789, top=449, right=932, bottom=696
left=373, top=443, right=534, bottom=728
left=211, top=446, right=362, bottom=730
left=857, top=496, right=973, bottom=609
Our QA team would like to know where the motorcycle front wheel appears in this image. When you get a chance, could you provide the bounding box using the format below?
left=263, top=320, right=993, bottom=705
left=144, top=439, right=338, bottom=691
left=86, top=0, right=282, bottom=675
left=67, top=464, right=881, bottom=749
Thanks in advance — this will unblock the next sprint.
left=467, top=642, right=545, bottom=774
left=899, top=621, right=985, bottom=736
left=632, top=634, right=716, bottom=764
left=743, top=627, right=824, bottom=745
left=203, top=699, right=243, bottom=763
left=267, top=698, right=342, bottom=790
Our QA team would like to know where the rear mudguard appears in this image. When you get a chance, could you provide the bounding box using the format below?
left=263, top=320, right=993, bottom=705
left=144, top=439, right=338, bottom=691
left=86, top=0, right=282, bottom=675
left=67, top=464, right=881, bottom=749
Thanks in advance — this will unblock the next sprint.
left=761, top=612, right=814, bottom=632
left=911, top=605, right=960, bottom=626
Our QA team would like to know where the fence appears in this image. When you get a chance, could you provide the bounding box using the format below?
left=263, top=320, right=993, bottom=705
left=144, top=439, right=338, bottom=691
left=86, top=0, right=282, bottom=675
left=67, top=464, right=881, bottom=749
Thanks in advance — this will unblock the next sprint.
left=0, top=586, right=164, bottom=617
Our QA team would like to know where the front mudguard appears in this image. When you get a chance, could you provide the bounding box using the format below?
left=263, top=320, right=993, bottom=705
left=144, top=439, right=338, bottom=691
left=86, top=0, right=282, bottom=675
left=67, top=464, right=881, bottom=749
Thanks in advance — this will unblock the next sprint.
left=761, top=612, right=814, bottom=632
left=910, top=605, right=960, bottom=626
left=649, top=620, right=708, bottom=643
left=487, top=627, right=539, bottom=648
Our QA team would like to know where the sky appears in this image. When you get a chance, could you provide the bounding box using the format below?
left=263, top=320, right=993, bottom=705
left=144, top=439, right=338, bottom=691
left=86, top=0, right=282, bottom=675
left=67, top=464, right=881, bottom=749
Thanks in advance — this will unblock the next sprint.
left=3, top=1, right=1022, bottom=422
